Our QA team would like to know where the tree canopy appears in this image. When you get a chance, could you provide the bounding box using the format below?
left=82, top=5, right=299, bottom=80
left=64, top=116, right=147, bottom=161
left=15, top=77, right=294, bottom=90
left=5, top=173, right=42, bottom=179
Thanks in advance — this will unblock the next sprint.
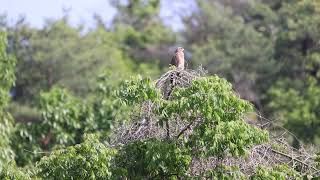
left=1, top=0, right=320, bottom=178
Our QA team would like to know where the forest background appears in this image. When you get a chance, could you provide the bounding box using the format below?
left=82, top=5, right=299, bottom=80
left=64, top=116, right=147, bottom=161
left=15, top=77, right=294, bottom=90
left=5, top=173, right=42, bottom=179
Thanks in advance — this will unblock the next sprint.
left=1, top=0, right=320, bottom=179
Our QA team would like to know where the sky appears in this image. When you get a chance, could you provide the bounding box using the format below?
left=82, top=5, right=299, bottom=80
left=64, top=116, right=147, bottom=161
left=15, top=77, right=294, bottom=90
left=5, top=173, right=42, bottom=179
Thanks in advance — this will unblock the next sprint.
left=0, top=0, right=195, bottom=31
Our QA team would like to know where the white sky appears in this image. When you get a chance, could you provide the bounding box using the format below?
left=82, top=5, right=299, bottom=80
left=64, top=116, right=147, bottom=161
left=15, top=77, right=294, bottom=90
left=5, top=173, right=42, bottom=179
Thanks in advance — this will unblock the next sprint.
left=0, top=0, right=196, bottom=31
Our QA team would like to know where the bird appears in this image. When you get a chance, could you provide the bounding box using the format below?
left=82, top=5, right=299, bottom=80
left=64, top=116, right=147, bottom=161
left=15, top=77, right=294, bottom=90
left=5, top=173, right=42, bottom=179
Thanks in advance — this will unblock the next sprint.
left=170, top=47, right=185, bottom=70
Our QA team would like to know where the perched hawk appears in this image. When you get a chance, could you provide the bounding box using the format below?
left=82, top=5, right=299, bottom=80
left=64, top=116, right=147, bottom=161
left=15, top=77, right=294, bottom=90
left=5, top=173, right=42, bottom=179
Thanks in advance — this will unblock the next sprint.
left=170, top=47, right=185, bottom=70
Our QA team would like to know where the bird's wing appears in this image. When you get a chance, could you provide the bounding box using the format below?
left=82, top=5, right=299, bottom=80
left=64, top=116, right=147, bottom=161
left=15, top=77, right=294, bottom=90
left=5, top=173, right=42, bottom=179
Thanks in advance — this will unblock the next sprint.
left=170, top=55, right=177, bottom=66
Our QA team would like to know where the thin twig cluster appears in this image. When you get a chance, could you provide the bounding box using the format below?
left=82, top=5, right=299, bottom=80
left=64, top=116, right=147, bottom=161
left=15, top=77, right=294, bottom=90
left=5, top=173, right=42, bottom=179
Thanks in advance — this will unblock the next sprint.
left=188, top=137, right=318, bottom=176
left=110, top=67, right=320, bottom=177
left=111, top=67, right=206, bottom=145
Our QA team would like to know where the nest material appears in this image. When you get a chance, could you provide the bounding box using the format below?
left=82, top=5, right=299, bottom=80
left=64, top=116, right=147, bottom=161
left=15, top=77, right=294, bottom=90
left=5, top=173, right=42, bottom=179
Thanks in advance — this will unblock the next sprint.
left=111, top=68, right=205, bottom=144
left=155, top=67, right=207, bottom=99
left=189, top=138, right=318, bottom=176
left=110, top=67, right=320, bottom=177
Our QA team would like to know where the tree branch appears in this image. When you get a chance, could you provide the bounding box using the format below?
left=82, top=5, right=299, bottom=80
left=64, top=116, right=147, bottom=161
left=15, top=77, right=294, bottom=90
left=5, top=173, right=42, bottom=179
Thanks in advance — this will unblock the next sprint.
left=166, top=121, right=170, bottom=139
left=176, top=121, right=194, bottom=139
left=271, top=148, right=319, bottom=171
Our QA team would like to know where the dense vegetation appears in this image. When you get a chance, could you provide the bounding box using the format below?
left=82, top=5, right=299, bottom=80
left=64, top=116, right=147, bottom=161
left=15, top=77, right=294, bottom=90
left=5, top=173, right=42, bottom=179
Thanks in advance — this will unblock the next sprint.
left=1, top=0, right=320, bottom=178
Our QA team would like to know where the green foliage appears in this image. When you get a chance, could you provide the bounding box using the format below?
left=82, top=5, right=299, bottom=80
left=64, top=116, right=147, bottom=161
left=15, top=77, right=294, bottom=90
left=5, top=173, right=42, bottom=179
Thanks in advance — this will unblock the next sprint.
left=93, top=73, right=132, bottom=129
left=8, top=102, right=40, bottom=123
left=114, top=74, right=270, bottom=177
left=275, top=0, right=320, bottom=78
left=0, top=32, right=16, bottom=169
left=113, top=139, right=191, bottom=179
left=267, top=77, right=320, bottom=143
left=263, top=0, right=320, bottom=145
left=157, top=76, right=269, bottom=157
left=251, top=165, right=303, bottom=180
left=242, top=1, right=278, bottom=37
left=113, top=0, right=160, bottom=26
left=36, top=134, right=115, bottom=179
left=11, top=88, right=92, bottom=166
left=198, top=165, right=246, bottom=180
left=0, top=32, right=16, bottom=108
left=188, top=2, right=274, bottom=76
left=0, top=162, right=34, bottom=180
left=6, top=17, right=162, bottom=128
left=0, top=112, right=15, bottom=168
left=39, top=88, right=95, bottom=146
left=12, top=86, right=120, bottom=166
left=118, top=75, right=161, bottom=105
left=160, top=76, right=253, bottom=123
left=8, top=19, right=137, bottom=105
left=185, top=0, right=320, bottom=147
left=1, top=0, right=320, bottom=178
left=184, top=0, right=276, bottom=108
left=11, top=122, right=43, bottom=166
left=188, top=120, right=268, bottom=157
left=112, top=0, right=175, bottom=65
left=11, top=73, right=271, bottom=179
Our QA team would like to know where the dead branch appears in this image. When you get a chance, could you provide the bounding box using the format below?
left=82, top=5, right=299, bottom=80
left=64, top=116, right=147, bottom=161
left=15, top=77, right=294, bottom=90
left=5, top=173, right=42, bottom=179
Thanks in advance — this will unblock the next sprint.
left=109, top=67, right=319, bottom=177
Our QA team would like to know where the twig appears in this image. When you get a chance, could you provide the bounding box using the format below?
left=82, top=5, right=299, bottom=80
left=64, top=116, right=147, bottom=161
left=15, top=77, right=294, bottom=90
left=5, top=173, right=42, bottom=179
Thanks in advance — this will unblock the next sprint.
left=23, top=149, right=51, bottom=154
left=166, top=121, right=170, bottom=139
left=176, top=121, right=194, bottom=139
left=270, top=148, right=318, bottom=171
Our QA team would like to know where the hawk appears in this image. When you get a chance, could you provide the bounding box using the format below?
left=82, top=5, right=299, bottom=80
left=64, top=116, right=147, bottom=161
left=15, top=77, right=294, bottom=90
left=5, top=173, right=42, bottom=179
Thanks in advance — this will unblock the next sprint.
left=170, top=47, right=185, bottom=70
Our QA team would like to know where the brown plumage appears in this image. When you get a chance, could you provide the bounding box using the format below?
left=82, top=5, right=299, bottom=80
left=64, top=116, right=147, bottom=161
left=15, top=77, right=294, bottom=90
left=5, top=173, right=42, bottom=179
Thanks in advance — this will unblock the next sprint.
left=170, top=47, right=185, bottom=70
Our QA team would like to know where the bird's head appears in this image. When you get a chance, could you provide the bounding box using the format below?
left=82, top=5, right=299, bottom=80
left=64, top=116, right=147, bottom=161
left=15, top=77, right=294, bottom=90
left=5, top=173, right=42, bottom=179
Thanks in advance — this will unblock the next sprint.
left=175, top=47, right=184, bottom=53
